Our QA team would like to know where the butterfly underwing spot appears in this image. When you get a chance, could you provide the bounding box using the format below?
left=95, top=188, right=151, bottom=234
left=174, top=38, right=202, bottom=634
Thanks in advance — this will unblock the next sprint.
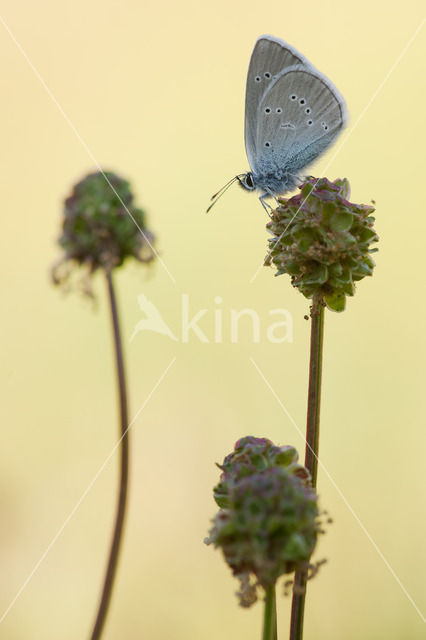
left=321, top=121, right=329, bottom=130
left=276, top=107, right=283, bottom=114
left=307, top=119, right=313, bottom=126
left=264, top=107, right=272, bottom=114
left=299, top=98, right=306, bottom=105
left=290, top=94, right=297, bottom=101
left=255, top=76, right=261, bottom=82
left=264, top=141, right=272, bottom=147
left=264, top=72, right=272, bottom=78
left=305, top=108, right=311, bottom=114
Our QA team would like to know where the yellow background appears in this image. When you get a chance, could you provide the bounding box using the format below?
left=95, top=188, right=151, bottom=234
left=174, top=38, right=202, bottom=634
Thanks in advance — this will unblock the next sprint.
left=1, top=1, right=425, bottom=638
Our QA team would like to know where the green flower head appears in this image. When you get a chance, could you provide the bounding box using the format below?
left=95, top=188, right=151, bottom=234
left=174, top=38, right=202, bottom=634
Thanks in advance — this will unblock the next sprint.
left=213, top=436, right=310, bottom=509
left=265, top=177, right=378, bottom=312
left=53, top=171, right=155, bottom=290
left=206, top=437, right=321, bottom=607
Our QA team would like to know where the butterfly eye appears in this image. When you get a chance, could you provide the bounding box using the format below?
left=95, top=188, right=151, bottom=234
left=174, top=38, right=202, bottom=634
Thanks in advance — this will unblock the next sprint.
left=264, top=72, right=271, bottom=79
left=307, top=120, right=313, bottom=126
left=255, top=76, right=261, bottom=83
left=276, top=107, right=282, bottom=114
left=264, top=107, right=271, bottom=114
left=305, top=108, right=311, bottom=114
left=299, top=98, right=306, bottom=105
left=290, top=94, right=297, bottom=101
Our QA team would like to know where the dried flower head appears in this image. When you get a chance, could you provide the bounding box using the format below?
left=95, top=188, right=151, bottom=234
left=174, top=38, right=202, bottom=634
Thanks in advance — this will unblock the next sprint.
left=264, top=177, right=378, bottom=312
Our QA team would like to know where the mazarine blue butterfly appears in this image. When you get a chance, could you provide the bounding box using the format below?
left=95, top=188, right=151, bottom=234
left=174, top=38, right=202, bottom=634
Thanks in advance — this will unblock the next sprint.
left=208, top=35, right=347, bottom=212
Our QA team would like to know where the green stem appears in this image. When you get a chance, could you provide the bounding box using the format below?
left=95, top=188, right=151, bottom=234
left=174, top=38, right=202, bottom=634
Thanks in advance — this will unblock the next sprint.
left=89, top=270, right=130, bottom=640
left=263, top=584, right=277, bottom=640
left=289, top=294, right=324, bottom=640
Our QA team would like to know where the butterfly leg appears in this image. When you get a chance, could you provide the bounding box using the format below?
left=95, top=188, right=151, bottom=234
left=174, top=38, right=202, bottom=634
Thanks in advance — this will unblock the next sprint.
left=258, top=193, right=274, bottom=216
left=265, top=187, right=281, bottom=207
left=259, top=189, right=281, bottom=216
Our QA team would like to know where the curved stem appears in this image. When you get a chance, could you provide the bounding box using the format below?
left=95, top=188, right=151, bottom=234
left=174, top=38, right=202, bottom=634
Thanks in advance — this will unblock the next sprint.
left=263, top=584, right=277, bottom=640
left=289, top=295, right=324, bottom=640
left=89, top=270, right=130, bottom=640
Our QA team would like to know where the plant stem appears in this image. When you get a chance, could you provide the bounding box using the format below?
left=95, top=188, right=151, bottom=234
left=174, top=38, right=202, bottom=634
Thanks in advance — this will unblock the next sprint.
left=89, top=270, right=130, bottom=640
left=263, top=584, right=278, bottom=640
left=304, top=295, right=324, bottom=489
left=289, top=294, right=325, bottom=640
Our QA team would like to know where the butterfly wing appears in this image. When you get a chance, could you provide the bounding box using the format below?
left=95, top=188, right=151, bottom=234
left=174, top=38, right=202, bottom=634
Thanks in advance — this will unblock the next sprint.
left=245, top=35, right=309, bottom=170
left=253, top=65, right=346, bottom=185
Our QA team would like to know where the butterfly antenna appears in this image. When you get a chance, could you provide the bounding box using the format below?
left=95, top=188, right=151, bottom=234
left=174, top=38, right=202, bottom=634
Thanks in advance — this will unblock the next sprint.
left=206, top=175, right=245, bottom=213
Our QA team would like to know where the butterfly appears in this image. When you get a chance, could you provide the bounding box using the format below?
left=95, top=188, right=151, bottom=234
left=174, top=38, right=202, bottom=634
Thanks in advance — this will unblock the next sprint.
left=208, top=35, right=347, bottom=213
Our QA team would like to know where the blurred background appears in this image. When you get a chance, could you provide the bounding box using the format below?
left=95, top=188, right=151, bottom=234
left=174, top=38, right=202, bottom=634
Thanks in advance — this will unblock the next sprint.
left=1, top=1, right=425, bottom=638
